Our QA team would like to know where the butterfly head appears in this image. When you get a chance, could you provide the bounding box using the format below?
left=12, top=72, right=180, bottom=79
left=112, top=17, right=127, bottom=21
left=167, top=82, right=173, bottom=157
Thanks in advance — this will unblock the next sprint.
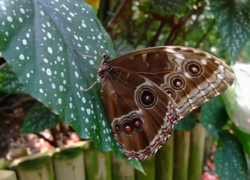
left=98, top=51, right=111, bottom=78
left=102, top=51, right=110, bottom=61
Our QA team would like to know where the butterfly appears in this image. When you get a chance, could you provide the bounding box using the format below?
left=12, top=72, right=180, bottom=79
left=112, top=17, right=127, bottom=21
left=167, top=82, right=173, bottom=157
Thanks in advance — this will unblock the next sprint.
left=83, top=46, right=234, bottom=161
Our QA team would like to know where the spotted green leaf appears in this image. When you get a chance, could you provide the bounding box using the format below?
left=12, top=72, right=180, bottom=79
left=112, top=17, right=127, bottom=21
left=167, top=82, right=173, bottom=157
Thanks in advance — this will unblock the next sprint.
left=200, top=97, right=228, bottom=138
left=174, top=112, right=197, bottom=131
left=230, top=123, right=250, bottom=159
left=22, top=102, right=62, bottom=134
left=0, top=0, right=143, bottom=171
left=241, top=40, right=250, bottom=63
left=214, top=131, right=248, bottom=180
left=0, top=63, right=27, bottom=94
left=210, top=0, right=250, bottom=63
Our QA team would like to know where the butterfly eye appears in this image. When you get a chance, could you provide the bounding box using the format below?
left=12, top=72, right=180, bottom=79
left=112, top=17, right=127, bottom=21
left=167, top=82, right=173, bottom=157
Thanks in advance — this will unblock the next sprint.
left=171, top=77, right=185, bottom=90
left=122, top=120, right=134, bottom=135
left=137, top=87, right=157, bottom=109
left=114, top=122, right=122, bottom=134
left=164, top=88, right=176, bottom=100
left=186, top=62, right=202, bottom=76
left=132, top=116, right=143, bottom=131
left=102, top=51, right=109, bottom=60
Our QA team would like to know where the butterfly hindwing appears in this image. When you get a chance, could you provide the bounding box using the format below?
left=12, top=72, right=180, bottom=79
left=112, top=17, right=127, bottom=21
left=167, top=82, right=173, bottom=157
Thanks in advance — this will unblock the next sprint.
left=102, top=69, right=179, bottom=161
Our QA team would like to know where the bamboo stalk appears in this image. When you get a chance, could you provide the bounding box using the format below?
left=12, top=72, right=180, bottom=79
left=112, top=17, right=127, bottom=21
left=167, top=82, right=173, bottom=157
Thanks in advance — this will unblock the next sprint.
left=10, top=153, right=55, bottom=180
left=0, top=170, right=17, bottom=180
left=84, top=142, right=112, bottom=180
left=135, top=156, right=155, bottom=180
left=173, top=130, right=190, bottom=180
left=53, top=143, right=87, bottom=180
left=111, top=152, right=135, bottom=180
left=188, top=123, right=206, bottom=180
left=155, top=133, right=174, bottom=180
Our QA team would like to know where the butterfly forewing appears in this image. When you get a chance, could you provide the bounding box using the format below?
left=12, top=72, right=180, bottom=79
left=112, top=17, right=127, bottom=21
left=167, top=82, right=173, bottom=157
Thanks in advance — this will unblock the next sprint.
left=108, top=46, right=234, bottom=118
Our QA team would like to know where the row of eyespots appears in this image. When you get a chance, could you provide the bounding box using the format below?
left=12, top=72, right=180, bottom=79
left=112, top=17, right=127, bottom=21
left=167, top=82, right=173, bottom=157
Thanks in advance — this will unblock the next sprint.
left=165, top=61, right=203, bottom=99
left=113, top=116, right=144, bottom=135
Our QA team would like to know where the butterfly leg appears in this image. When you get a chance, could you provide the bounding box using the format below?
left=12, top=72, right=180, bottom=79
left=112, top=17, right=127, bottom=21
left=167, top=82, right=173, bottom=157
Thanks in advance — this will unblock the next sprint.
left=82, top=79, right=101, bottom=92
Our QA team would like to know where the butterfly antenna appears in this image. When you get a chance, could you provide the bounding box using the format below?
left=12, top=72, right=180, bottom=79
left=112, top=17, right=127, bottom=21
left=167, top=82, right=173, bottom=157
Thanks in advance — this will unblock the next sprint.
left=74, top=49, right=100, bottom=91
left=74, top=49, right=99, bottom=70
left=75, top=20, right=109, bottom=92
left=74, top=49, right=95, bottom=59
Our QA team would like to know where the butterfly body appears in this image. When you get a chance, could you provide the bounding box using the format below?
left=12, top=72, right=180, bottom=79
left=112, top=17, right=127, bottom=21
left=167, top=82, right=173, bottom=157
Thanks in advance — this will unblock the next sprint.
left=96, top=46, right=234, bottom=161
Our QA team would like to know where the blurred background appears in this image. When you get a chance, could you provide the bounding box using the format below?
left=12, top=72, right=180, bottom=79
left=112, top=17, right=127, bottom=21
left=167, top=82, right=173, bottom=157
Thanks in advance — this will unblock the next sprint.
left=0, top=0, right=250, bottom=180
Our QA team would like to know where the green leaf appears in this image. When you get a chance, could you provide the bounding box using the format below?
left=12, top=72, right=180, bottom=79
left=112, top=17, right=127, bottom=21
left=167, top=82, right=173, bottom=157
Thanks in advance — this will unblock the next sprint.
left=221, top=63, right=250, bottom=133
left=0, top=0, right=113, bottom=150
left=174, top=112, right=197, bottom=131
left=241, top=40, right=250, bottom=63
left=0, top=0, right=143, bottom=171
left=214, top=131, right=248, bottom=180
left=200, top=97, right=228, bottom=138
left=151, top=0, right=187, bottom=15
left=0, top=63, right=27, bottom=94
left=230, top=123, right=250, bottom=159
left=113, top=38, right=135, bottom=57
left=209, top=0, right=250, bottom=63
left=22, top=102, right=62, bottom=134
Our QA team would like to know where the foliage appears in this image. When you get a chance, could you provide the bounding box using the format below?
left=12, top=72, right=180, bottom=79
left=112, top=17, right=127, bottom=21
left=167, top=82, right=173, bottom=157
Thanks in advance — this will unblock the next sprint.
left=0, top=0, right=250, bottom=177
left=214, top=131, right=248, bottom=180
left=0, top=0, right=141, bottom=171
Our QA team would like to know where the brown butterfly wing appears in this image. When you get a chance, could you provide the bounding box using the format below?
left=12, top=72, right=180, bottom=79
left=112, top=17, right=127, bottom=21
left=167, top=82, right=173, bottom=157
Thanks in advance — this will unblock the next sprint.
left=102, top=68, right=179, bottom=161
left=109, top=46, right=234, bottom=118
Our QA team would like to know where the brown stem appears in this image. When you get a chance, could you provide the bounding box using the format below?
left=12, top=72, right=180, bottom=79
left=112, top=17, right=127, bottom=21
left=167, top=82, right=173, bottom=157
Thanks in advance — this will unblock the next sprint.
left=35, top=132, right=58, bottom=147
left=133, top=20, right=152, bottom=48
left=165, top=22, right=176, bottom=45
left=176, top=9, right=204, bottom=45
left=50, top=126, right=60, bottom=147
left=195, top=19, right=216, bottom=48
left=148, top=21, right=165, bottom=47
left=164, top=1, right=206, bottom=45
left=106, top=0, right=132, bottom=34
left=176, top=29, right=191, bottom=45
left=11, top=96, right=36, bottom=109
